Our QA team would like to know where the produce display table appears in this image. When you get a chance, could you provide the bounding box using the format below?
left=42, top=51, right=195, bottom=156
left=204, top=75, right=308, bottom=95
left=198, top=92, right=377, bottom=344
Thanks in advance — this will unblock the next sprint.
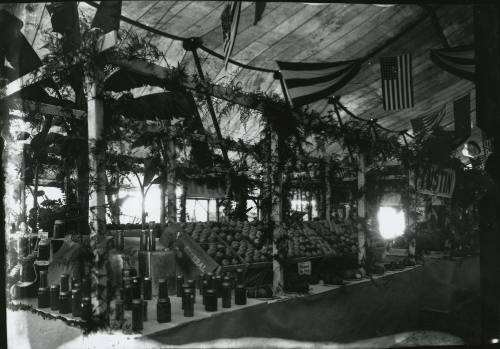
left=421, top=254, right=479, bottom=313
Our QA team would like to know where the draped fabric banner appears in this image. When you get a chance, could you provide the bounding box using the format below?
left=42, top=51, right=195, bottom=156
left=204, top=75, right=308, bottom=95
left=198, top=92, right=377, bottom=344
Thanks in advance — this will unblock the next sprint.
left=430, top=45, right=475, bottom=82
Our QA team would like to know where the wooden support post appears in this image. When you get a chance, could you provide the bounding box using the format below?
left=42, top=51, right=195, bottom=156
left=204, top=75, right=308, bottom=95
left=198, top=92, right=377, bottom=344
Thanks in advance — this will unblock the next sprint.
left=160, top=184, right=166, bottom=225
left=179, top=181, right=187, bottom=223
left=357, top=154, right=367, bottom=267
left=215, top=199, right=220, bottom=222
left=166, top=135, right=177, bottom=223
left=87, top=64, right=108, bottom=318
left=207, top=199, right=211, bottom=222
left=325, top=159, right=333, bottom=225
left=269, top=129, right=284, bottom=296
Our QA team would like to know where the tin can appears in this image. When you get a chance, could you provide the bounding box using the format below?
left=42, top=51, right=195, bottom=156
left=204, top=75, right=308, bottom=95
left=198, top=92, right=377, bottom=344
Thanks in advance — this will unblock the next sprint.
left=72, top=289, right=82, bottom=317
left=205, top=289, right=217, bottom=312
left=132, top=299, right=143, bottom=331
left=50, top=284, right=60, bottom=310
left=222, top=282, right=231, bottom=308
left=143, top=276, right=152, bottom=300
left=157, top=297, right=171, bottom=323
left=38, top=287, right=50, bottom=308
left=235, top=284, right=247, bottom=305
left=59, top=291, right=71, bottom=314
left=37, top=238, right=50, bottom=261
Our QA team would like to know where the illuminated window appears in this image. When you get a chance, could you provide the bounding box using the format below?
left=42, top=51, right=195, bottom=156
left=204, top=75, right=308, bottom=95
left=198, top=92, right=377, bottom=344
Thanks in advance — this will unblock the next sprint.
left=377, top=206, right=406, bottom=239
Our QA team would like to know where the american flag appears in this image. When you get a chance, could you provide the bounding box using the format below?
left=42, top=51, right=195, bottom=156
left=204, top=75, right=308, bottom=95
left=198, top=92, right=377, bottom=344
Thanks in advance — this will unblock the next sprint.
left=380, top=53, right=414, bottom=111
left=221, top=1, right=242, bottom=70
left=410, top=105, right=446, bottom=135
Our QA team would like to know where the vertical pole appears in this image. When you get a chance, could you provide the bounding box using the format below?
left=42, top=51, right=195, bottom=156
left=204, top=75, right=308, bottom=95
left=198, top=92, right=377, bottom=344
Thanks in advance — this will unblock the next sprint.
left=160, top=184, right=166, bottom=225
left=207, top=199, right=210, bottom=222
left=87, top=65, right=107, bottom=319
left=325, top=159, right=333, bottom=225
left=179, top=181, right=187, bottom=223
left=215, top=199, right=220, bottom=222
left=357, top=154, right=367, bottom=267
left=166, top=132, right=177, bottom=223
left=270, top=129, right=283, bottom=295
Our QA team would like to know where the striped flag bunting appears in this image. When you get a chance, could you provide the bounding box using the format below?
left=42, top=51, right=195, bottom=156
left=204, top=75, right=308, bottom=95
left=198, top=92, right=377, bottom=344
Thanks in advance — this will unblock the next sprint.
left=380, top=53, right=414, bottom=111
left=275, top=60, right=362, bottom=107
left=410, top=105, right=446, bottom=135
left=430, top=45, right=474, bottom=81
left=221, top=1, right=242, bottom=70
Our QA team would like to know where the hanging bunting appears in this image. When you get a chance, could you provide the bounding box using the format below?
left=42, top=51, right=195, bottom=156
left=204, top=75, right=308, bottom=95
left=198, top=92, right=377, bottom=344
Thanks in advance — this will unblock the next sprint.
left=380, top=53, right=414, bottom=111
left=254, top=2, right=266, bottom=25
left=221, top=1, right=242, bottom=70
left=276, top=60, right=362, bottom=107
left=430, top=45, right=474, bottom=82
left=91, top=0, right=122, bottom=33
left=410, top=105, right=446, bottom=135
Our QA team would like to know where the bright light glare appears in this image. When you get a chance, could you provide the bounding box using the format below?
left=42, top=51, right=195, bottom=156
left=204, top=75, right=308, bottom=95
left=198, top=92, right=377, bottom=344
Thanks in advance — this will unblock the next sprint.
left=492, top=338, right=499, bottom=344
left=378, top=206, right=405, bottom=239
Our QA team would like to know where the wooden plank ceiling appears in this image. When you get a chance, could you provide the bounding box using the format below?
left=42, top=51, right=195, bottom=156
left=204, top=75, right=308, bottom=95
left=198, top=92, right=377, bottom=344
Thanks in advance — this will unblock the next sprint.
left=15, top=2, right=475, bottom=147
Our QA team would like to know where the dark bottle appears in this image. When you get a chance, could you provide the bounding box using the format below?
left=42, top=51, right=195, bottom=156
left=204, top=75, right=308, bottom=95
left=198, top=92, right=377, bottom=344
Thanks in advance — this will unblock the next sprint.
left=122, top=269, right=133, bottom=288
left=205, top=289, right=217, bottom=312
left=148, top=223, right=156, bottom=251
left=222, top=282, right=232, bottom=308
left=38, top=287, right=50, bottom=308
left=124, top=285, right=133, bottom=310
left=37, top=234, right=50, bottom=261
left=60, top=274, right=70, bottom=292
left=202, top=280, right=209, bottom=305
left=235, top=268, right=244, bottom=285
left=115, top=299, right=124, bottom=321
left=143, top=300, right=148, bottom=321
left=235, top=284, right=247, bottom=305
left=139, top=229, right=147, bottom=251
left=81, top=297, right=92, bottom=321
left=181, top=284, right=189, bottom=310
left=39, top=270, right=48, bottom=288
left=198, top=274, right=205, bottom=295
left=115, top=230, right=124, bottom=251
left=158, top=279, right=168, bottom=299
left=131, top=277, right=141, bottom=300
left=214, top=275, right=222, bottom=298
left=71, top=288, right=82, bottom=317
left=157, top=297, right=171, bottom=323
left=223, top=274, right=232, bottom=290
left=176, top=275, right=184, bottom=297
left=81, top=278, right=90, bottom=298
left=59, top=291, right=71, bottom=314
left=143, top=276, right=152, bottom=300
left=71, top=277, right=79, bottom=290
left=50, top=284, right=60, bottom=310
left=206, top=272, right=214, bottom=289
left=183, top=288, right=194, bottom=317
left=132, top=299, right=143, bottom=331
left=186, top=280, right=196, bottom=304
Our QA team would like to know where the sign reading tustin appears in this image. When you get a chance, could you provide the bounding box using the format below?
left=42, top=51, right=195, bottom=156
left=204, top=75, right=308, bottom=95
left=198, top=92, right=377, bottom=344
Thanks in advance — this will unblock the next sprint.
left=410, top=165, right=456, bottom=198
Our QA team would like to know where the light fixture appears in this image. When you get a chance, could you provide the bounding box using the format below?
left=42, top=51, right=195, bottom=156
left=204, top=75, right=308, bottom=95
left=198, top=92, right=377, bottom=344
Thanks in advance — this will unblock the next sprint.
left=378, top=206, right=405, bottom=240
